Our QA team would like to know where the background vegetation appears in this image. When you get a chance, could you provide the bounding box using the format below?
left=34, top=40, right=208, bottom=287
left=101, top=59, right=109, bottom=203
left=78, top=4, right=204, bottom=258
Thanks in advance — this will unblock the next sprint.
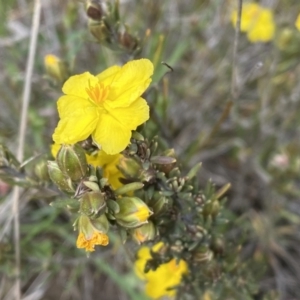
left=1, top=0, right=300, bottom=299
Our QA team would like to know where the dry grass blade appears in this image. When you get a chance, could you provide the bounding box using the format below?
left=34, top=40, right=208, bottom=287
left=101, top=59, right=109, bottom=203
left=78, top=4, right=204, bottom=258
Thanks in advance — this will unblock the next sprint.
left=11, top=1, right=42, bottom=299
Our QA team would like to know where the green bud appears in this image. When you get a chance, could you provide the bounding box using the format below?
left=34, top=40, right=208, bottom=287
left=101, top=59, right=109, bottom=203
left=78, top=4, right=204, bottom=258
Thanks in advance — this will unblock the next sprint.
left=202, top=200, right=220, bottom=220
left=118, top=156, right=155, bottom=183
left=47, top=161, right=74, bottom=194
left=90, top=213, right=109, bottom=233
left=56, top=144, right=87, bottom=182
left=276, top=28, right=294, bottom=51
left=131, top=221, right=156, bottom=244
left=193, top=246, right=213, bottom=263
left=88, top=19, right=111, bottom=43
left=118, top=31, right=138, bottom=52
left=107, top=199, right=120, bottom=214
left=118, top=156, right=141, bottom=178
left=211, top=236, right=224, bottom=255
left=78, top=215, right=94, bottom=239
left=79, top=191, right=106, bottom=217
left=131, top=131, right=144, bottom=141
left=210, top=201, right=220, bottom=219
left=115, top=197, right=153, bottom=228
left=34, top=159, right=50, bottom=181
left=148, top=193, right=169, bottom=216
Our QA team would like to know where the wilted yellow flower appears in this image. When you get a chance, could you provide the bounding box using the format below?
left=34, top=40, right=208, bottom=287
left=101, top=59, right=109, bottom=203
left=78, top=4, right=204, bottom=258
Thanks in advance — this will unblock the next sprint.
left=76, top=214, right=109, bottom=252
left=231, top=2, right=275, bottom=42
left=76, top=231, right=109, bottom=252
left=51, top=144, right=124, bottom=189
left=295, top=13, right=300, bottom=31
left=52, top=59, right=153, bottom=155
left=135, top=243, right=188, bottom=299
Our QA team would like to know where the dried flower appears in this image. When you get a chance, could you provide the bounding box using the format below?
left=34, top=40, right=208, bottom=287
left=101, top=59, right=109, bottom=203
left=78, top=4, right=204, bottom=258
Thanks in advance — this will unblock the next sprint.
left=76, top=214, right=109, bottom=252
left=76, top=231, right=109, bottom=252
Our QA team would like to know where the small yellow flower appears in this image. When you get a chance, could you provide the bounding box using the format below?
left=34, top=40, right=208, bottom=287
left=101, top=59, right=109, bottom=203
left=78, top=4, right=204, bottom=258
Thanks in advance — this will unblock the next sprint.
left=231, top=2, right=275, bottom=42
left=295, top=13, right=300, bottom=31
left=52, top=59, right=153, bottom=155
left=76, top=231, right=109, bottom=252
left=135, top=243, right=188, bottom=299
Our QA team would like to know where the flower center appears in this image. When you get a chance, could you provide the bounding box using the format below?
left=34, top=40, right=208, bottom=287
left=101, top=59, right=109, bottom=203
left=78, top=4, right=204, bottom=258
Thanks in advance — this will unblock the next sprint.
left=86, top=81, right=110, bottom=105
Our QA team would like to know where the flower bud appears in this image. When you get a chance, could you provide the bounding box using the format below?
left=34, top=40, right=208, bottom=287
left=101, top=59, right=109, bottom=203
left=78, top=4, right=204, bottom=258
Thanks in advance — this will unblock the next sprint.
left=47, top=161, right=74, bottom=194
left=88, top=19, right=111, bottom=43
left=79, top=191, right=106, bottom=217
left=131, top=221, right=156, bottom=244
left=118, top=31, right=138, bottom=52
left=118, top=157, right=155, bottom=183
left=90, top=213, right=109, bottom=233
left=148, top=194, right=169, bottom=216
left=86, top=0, right=106, bottom=20
left=56, top=144, right=87, bottom=182
left=115, top=197, right=153, bottom=228
left=118, top=156, right=141, bottom=178
left=44, top=54, right=69, bottom=83
left=34, top=159, right=50, bottom=181
left=193, top=246, right=213, bottom=263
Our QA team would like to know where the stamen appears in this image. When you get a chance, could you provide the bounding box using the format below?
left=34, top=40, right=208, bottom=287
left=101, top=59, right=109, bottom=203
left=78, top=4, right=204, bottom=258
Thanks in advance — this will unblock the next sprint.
left=86, top=81, right=109, bottom=105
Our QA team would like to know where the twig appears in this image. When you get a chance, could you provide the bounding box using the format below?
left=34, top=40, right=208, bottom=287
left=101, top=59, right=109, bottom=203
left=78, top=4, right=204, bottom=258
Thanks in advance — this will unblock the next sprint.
left=231, top=0, right=243, bottom=103
left=12, top=1, right=41, bottom=299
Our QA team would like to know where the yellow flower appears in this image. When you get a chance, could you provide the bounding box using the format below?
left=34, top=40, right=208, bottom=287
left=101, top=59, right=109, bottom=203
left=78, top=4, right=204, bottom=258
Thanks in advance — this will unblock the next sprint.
left=76, top=231, right=109, bottom=252
left=231, top=2, right=275, bottom=42
left=51, top=144, right=124, bottom=190
left=295, top=13, right=300, bottom=31
left=135, top=243, right=188, bottom=299
left=88, top=151, right=124, bottom=190
left=52, top=59, right=153, bottom=155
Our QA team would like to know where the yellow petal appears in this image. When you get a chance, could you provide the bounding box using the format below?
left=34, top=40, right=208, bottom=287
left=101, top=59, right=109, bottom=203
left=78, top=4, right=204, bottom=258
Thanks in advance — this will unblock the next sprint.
left=92, top=113, right=131, bottom=155
left=107, top=59, right=154, bottom=108
left=62, top=72, right=98, bottom=98
left=51, top=143, right=61, bottom=158
left=247, top=10, right=275, bottom=42
left=53, top=107, right=98, bottom=144
left=57, top=94, right=96, bottom=119
left=144, top=259, right=187, bottom=299
left=104, top=97, right=149, bottom=129
left=96, top=65, right=122, bottom=85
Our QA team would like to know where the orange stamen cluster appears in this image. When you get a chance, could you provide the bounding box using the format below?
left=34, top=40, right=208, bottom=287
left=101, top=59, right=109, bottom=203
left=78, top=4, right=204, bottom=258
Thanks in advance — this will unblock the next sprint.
left=86, top=81, right=109, bottom=105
